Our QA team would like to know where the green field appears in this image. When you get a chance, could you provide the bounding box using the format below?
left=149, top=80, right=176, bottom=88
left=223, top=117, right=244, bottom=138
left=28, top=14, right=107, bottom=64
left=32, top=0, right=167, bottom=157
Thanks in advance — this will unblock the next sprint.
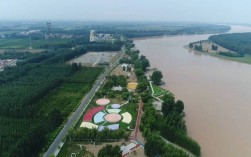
left=0, top=38, right=72, bottom=49
left=153, top=84, right=169, bottom=97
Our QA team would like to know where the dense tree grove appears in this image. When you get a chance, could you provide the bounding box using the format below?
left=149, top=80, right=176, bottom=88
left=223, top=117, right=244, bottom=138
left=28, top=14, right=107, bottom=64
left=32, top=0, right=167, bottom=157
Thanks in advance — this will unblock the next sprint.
left=0, top=64, right=103, bottom=156
left=0, top=40, right=120, bottom=156
left=194, top=45, right=202, bottom=51
left=104, top=24, right=230, bottom=38
left=105, top=75, right=127, bottom=88
left=98, top=145, right=121, bottom=157
left=209, top=33, right=251, bottom=55
left=140, top=93, right=201, bottom=156
left=144, top=133, right=190, bottom=157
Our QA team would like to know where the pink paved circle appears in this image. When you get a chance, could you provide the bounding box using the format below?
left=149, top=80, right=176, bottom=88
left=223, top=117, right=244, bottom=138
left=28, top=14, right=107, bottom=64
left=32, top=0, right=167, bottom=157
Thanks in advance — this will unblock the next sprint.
left=96, top=98, right=110, bottom=106
left=104, top=113, right=122, bottom=123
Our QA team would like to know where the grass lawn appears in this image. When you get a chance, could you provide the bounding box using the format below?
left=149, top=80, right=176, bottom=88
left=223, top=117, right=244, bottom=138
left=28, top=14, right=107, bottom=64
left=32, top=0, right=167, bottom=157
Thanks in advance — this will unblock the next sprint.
left=120, top=102, right=137, bottom=129
left=153, top=85, right=168, bottom=97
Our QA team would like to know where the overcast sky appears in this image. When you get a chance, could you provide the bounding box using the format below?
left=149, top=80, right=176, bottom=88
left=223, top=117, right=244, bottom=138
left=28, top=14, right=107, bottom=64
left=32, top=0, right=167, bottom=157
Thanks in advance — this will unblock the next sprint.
left=0, top=0, right=250, bottom=23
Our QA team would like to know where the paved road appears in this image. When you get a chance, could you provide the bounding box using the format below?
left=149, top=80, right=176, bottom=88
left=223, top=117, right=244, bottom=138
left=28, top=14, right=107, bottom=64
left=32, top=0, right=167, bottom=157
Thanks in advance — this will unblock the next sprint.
left=43, top=51, right=124, bottom=157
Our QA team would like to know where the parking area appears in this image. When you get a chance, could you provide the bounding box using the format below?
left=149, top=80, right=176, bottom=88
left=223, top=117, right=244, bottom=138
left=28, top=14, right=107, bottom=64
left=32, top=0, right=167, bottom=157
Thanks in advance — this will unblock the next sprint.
left=69, top=51, right=120, bottom=66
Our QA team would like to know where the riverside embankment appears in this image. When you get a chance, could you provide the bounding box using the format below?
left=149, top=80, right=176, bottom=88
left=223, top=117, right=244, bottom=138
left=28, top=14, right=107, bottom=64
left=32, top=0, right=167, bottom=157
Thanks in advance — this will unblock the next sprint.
left=134, top=25, right=251, bottom=157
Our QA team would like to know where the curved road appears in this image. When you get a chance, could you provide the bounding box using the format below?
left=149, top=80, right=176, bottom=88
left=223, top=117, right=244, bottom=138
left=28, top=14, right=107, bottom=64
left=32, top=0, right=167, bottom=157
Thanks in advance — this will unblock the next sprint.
left=43, top=50, right=124, bottom=157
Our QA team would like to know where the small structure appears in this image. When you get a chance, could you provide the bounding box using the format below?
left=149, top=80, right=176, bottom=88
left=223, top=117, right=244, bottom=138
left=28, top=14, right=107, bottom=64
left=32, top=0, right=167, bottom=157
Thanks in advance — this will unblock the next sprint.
left=90, top=30, right=113, bottom=42
left=119, top=63, right=131, bottom=69
left=153, top=100, right=162, bottom=111
left=127, top=82, right=138, bottom=90
left=111, top=86, right=123, bottom=92
left=90, top=30, right=97, bottom=42
left=121, top=143, right=140, bottom=157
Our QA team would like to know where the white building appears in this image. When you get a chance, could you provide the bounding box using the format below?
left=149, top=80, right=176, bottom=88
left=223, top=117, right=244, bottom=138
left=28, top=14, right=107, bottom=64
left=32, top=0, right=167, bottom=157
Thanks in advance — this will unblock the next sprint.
left=120, top=143, right=140, bottom=157
left=90, top=30, right=97, bottom=42
left=89, top=30, right=113, bottom=42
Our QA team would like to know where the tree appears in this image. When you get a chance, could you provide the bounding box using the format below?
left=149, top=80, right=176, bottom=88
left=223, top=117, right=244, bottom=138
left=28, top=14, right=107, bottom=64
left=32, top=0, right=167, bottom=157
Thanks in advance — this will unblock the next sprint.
left=141, top=92, right=152, bottom=103
left=122, top=92, right=130, bottom=100
left=137, top=81, right=148, bottom=92
left=48, top=108, right=63, bottom=131
left=135, top=68, right=144, bottom=77
left=162, top=94, right=175, bottom=116
left=189, top=43, right=193, bottom=48
left=108, top=91, right=115, bottom=98
left=151, top=70, right=163, bottom=85
left=194, top=45, right=202, bottom=51
left=98, top=145, right=121, bottom=157
left=212, top=44, right=218, bottom=51
left=174, top=100, right=184, bottom=114
left=145, top=133, right=165, bottom=156
left=117, top=75, right=127, bottom=87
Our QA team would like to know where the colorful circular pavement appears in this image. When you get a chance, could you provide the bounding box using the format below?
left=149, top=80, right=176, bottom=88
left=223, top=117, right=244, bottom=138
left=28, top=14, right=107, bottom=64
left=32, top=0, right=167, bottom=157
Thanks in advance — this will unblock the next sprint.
left=111, top=104, right=121, bottom=109
left=104, top=113, right=122, bottom=123
left=81, top=98, right=132, bottom=131
left=96, top=98, right=110, bottom=106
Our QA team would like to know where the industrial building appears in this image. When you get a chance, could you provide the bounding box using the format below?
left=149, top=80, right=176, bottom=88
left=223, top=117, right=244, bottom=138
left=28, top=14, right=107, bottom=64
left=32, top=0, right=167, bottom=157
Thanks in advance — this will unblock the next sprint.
left=90, top=30, right=113, bottom=42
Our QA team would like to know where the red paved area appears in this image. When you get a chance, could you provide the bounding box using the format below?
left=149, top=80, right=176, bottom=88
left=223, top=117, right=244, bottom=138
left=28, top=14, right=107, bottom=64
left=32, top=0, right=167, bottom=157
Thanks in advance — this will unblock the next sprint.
left=83, top=106, right=104, bottom=122
left=134, top=98, right=143, bottom=139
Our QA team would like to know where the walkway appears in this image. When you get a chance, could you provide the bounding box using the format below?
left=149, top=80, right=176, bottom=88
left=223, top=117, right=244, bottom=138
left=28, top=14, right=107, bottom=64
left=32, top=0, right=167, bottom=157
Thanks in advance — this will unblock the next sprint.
left=149, top=81, right=164, bottom=103
left=134, top=98, right=143, bottom=139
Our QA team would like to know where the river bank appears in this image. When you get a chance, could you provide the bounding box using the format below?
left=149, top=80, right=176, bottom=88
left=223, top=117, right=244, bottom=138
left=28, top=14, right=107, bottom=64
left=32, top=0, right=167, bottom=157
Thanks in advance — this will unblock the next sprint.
left=184, top=44, right=251, bottom=65
left=134, top=25, right=251, bottom=157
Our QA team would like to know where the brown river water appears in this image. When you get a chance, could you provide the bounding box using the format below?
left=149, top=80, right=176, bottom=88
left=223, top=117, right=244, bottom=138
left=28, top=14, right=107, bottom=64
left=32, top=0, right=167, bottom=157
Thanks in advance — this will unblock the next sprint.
left=134, top=25, right=251, bottom=157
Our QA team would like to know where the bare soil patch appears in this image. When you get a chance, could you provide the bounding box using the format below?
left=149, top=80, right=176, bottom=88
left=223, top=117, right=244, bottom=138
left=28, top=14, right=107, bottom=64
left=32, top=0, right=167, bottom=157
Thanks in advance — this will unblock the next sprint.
left=111, top=66, right=137, bottom=82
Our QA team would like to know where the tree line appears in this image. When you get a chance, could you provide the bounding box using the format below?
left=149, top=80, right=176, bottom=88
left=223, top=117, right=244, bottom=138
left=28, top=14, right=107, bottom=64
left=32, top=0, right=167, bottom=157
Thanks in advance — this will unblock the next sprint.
left=209, top=33, right=251, bottom=55
left=67, top=128, right=129, bottom=142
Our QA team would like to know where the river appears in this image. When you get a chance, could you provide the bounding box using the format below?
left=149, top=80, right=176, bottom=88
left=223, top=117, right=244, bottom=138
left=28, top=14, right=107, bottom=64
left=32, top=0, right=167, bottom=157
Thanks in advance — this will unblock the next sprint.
left=134, top=25, right=251, bottom=157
